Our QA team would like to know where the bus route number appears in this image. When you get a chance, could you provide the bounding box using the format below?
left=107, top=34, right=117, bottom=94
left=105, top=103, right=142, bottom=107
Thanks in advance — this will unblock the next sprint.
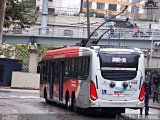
left=112, top=57, right=127, bottom=63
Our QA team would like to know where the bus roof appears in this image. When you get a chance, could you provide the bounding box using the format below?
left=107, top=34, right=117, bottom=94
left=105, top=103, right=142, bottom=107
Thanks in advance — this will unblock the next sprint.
left=42, top=46, right=80, bottom=60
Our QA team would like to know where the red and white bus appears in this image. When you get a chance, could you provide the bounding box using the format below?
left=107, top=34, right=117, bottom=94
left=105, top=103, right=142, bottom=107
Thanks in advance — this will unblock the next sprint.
left=39, top=46, right=145, bottom=114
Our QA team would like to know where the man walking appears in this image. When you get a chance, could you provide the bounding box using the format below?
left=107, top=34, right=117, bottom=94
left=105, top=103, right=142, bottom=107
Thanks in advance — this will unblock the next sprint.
left=153, top=80, right=159, bottom=103
left=140, top=81, right=151, bottom=116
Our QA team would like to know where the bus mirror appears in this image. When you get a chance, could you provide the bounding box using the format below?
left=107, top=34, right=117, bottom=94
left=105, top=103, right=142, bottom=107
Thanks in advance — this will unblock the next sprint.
left=65, top=72, right=70, bottom=77
left=37, top=66, right=40, bottom=73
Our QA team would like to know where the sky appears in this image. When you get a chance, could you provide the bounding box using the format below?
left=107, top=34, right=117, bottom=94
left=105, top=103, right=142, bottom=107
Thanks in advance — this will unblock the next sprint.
left=62, top=0, right=81, bottom=8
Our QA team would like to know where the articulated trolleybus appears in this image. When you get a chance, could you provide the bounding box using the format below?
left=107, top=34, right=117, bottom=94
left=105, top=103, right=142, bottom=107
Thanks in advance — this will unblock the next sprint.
left=39, top=46, right=145, bottom=114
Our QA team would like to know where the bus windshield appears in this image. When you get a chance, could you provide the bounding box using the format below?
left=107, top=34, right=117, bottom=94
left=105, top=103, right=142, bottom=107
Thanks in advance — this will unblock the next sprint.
left=99, top=52, right=140, bottom=81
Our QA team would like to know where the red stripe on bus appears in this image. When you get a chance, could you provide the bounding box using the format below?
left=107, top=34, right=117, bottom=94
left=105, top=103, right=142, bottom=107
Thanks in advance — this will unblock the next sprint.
left=52, top=80, right=79, bottom=99
left=43, top=47, right=80, bottom=60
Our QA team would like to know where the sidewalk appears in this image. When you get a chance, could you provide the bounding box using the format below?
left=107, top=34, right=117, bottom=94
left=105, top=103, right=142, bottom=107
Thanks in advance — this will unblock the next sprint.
left=149, top=98, right=160, bottom=109
left=0, top=87, right=39, bottom=93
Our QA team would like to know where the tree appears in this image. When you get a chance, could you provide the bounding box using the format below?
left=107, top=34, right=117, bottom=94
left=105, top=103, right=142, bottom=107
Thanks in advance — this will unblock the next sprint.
left=4, top=0, right=37, bottom=28
left=0, top=0, right=6, bottom=43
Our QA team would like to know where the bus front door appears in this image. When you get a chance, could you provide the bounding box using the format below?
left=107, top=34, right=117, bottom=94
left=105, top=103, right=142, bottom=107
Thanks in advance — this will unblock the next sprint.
left=59, top=61, right=65, bottom=101
left=49, top=62, right=55, bottom=99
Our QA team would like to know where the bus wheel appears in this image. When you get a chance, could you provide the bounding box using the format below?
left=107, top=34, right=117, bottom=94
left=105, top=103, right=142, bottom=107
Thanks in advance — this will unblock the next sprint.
left=73, top=98, right=77, bottom=112
left=65, top=96, right=71, bottom=110
left=44, top=89, right=50, bottom=104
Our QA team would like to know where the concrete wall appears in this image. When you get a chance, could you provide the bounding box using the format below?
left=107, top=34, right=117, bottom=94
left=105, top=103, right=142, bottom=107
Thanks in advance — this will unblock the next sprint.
left=144, top=57, right=160, bottom=68
left=11, top=72, right=40, bottom=89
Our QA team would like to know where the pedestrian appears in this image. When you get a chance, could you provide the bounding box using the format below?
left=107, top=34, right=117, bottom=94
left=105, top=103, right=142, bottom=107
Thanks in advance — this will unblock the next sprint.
left=140, top=81, right=151, bottom=116
left=110, top=25, right=115, bottom=37
left=153, top=79, right=159, bottom=103
left=133, top=23, right=139, bottom=37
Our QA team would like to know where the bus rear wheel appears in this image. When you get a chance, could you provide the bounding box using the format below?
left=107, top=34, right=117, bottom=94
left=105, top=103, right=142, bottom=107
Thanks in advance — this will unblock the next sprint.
left=65, top=95, right=71, bottom=110
left=44, top=89, right=50, bottom=104
left=73, top=98, right=77, bottom=112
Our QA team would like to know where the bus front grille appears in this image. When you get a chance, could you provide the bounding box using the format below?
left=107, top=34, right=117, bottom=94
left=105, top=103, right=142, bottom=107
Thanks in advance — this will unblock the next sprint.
left=101, top=70, right=137, bottom=80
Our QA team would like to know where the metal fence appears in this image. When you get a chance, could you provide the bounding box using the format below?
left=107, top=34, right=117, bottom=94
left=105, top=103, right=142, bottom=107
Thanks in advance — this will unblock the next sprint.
left=4, top=26, right=160, bottom=39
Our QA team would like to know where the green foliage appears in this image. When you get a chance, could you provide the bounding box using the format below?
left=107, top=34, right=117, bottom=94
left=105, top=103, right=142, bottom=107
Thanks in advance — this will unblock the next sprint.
left=14, top=44, right=29, bottom=65
left=4, top=0, right=37, bottom=28
left=138, top=16, right=158, bottom=22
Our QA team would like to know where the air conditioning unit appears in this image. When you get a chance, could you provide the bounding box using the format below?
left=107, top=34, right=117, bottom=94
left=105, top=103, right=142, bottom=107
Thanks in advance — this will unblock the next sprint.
left=154, top=42, right=160, bottom=47
left=28, top=43, right=38, bottom=52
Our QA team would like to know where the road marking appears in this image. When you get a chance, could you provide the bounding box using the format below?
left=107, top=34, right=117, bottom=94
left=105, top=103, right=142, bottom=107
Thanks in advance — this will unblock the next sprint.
left=0, top=95, right=39, bottom=99
left=12, top=109, right=18, bottom=112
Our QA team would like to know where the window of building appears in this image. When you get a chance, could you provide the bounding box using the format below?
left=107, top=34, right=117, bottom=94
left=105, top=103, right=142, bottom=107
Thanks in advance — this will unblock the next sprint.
left=63, top=30, right=73, bottom=36
left=97, top=3, right=105, bottom=10
left=131, top=6, right=139, bottom=13
left=48, top=8, right=55, bottom=14
left=83, top=1, right=92, bottom=8
left=108, top=4, right=117, bottom=11
left=120, top=5, right=126, bottom=11
left=36, top=7, right=39, bottom=12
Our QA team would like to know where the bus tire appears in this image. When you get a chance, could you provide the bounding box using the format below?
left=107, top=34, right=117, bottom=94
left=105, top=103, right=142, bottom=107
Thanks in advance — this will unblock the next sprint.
left=65, top=93, right=71, bottom=110
left=71, top=93, right=77, bottom=112
left=73, top=98, right=77, bottom=112
left=44, top=88, right=50, bottom=104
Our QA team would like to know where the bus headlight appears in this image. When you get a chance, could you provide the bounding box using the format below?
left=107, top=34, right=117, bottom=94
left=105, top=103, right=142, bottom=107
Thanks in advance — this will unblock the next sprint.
left=123, top=82, right=128, bottom=88
left=110, top=82, right=115, bottom=88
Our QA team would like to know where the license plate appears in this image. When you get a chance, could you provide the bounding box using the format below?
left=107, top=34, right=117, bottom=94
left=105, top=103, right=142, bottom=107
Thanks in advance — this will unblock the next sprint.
left=113, top=91, right=124, bottom=96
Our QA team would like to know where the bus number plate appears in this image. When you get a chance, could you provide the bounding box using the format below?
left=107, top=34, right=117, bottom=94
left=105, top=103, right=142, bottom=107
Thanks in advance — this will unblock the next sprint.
left=112, top=57, right=127, bottom=63
left=113, top=91, right=124, bottom=96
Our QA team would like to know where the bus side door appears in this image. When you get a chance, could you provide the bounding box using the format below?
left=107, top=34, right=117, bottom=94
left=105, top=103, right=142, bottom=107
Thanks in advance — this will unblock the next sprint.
left=49, top=62, right=55, bottom=99
left=59, top=61, right=65, bottom=101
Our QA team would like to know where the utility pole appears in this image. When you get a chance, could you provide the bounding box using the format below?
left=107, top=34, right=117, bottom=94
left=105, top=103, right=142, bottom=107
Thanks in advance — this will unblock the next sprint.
left=80, top=0, right=83, bottom=13
left=86, top=0, right=90, bottom=38
left=149, top=15, right=155, bottom=68
left=0, top=0, right=6, bottom=43
left=41, top=0, right=48, bottom=35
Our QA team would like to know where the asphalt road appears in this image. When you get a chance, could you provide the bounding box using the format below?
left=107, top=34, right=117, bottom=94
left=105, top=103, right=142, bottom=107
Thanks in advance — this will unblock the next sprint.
left=0, top=88, right=159, bottom=120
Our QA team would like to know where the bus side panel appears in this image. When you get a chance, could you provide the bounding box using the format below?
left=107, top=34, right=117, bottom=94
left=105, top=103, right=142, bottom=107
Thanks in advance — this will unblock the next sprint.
left=76, top=79, right=90, bottom=109
left=53, top=82, right=59, bottom=98
left=63, top=79, right=79, bottom=99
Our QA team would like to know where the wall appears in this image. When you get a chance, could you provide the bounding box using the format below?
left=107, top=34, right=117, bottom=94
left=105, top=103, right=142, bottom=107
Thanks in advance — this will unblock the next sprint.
left=11, top=72, right=40, bottom=89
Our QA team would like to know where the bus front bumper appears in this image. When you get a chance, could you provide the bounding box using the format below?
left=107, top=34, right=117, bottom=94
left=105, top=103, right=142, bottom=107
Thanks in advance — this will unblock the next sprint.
left=90, top=99, right=144, bottom=108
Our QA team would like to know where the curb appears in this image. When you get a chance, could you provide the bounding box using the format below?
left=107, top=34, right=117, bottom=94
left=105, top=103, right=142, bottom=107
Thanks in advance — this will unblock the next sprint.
left=149, top=105, right=160, bottom=109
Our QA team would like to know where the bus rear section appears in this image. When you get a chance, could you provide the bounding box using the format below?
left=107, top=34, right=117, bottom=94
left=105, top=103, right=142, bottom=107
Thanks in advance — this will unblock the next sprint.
left=89, top=48, right=145, bottom=113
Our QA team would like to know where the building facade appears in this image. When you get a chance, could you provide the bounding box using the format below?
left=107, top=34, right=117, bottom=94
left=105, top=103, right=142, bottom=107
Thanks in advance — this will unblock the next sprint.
left=36, top=0, right=80, bottom=15
left=144, top=0, right=160, bottom=21
left=81, top=0, right=145, bottom=19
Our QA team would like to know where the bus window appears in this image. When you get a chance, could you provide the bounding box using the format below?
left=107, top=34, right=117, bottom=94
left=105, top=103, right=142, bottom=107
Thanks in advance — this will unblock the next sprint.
left=71, top=58, right=76, bottom=77
left=77, top=57, right=83, bottom=78
left=54, top=61, right=59, bottom=82
left=99, top=53, right=139, bottom=80
left=84, top=57, right=90, bottom=78
left=65, top=59, right=70, bottom=78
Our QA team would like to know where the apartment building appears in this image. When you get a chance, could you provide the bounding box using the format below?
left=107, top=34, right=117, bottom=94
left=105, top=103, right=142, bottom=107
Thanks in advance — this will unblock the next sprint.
left=145, top=0, right=160, bottom=20
left=36, top=0, right=80, bottom=15
left=81, top=0, right=145, bottom=19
